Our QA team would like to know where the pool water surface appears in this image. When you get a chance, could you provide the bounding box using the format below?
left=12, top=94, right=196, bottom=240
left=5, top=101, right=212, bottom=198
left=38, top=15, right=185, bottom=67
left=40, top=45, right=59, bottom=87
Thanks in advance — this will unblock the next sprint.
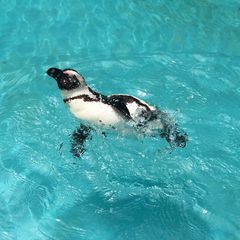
left=0, top=1, right=240, bottom=239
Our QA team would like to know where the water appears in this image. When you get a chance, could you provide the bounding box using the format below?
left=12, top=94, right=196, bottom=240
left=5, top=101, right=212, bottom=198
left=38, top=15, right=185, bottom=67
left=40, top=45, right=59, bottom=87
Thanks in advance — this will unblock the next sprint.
left=0, top=0, right=240, bottom=239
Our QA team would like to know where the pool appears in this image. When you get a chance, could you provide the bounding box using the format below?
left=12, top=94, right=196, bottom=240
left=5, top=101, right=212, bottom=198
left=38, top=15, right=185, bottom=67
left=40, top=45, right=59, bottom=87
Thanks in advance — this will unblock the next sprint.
left=0, top=0, right=240, bottom=239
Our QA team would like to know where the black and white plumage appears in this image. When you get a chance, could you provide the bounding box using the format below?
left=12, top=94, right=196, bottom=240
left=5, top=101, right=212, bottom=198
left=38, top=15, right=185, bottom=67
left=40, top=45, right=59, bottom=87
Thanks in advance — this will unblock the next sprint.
left=46, top=67, right=187, bottom=156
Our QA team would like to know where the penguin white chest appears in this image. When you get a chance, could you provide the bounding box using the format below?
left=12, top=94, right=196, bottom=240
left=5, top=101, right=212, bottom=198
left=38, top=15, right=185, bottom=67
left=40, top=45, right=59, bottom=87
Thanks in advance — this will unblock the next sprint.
left=67, top=99, right=124, bottom=125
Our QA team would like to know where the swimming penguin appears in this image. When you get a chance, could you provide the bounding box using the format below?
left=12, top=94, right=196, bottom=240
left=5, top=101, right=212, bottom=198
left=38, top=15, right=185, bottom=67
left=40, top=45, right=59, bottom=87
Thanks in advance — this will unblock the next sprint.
left=46, top=67, right=188, bottom=156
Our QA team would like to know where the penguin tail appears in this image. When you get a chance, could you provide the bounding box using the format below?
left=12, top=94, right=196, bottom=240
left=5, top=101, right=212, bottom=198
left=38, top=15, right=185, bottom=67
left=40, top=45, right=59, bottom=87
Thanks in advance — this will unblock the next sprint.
left=160, top=124, right=188, bottom=148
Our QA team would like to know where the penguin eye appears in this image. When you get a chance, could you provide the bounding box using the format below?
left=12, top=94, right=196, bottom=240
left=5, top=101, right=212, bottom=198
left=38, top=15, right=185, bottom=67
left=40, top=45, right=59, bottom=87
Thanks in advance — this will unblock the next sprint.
left=72, top=75, right=78, bottom=82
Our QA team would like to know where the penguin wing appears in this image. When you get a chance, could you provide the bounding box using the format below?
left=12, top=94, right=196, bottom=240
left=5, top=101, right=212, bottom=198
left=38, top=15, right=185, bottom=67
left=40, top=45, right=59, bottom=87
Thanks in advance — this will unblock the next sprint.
left=107, top=94, right=156, bottom=121
left=106, top=95, right=132, bottom=120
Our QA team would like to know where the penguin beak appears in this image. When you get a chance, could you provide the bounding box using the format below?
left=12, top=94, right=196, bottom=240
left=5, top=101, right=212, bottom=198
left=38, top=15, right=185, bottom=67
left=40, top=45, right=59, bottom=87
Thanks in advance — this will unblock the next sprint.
left=46, top=67, right=67, bottom=81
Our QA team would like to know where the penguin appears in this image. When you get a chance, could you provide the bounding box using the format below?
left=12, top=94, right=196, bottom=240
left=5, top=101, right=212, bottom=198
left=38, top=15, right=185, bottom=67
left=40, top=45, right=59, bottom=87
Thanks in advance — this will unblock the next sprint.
left=46, top=67, right=188, bottom=156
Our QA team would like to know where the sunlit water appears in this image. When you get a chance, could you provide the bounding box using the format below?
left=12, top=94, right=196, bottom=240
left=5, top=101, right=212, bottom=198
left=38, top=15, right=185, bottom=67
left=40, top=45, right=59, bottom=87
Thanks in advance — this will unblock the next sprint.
left=0, top=1, right=240, bottom=239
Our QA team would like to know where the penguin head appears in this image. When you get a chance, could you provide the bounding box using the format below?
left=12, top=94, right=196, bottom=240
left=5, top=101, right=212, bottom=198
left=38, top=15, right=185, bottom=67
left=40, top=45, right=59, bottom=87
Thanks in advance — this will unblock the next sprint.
left=46, top=67, right=86, bottom=90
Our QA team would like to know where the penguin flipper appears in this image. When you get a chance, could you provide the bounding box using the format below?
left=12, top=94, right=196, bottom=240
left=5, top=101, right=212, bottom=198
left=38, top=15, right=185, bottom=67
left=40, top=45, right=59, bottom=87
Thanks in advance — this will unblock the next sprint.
left=70, top=124, right=92, bottom=157
left=107, top=95, right=132, bottom=120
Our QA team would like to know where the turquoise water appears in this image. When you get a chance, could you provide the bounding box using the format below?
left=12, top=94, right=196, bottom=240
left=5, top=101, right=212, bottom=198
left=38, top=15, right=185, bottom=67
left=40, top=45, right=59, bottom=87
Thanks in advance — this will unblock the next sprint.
left=1, top=0, right=240, bottom=239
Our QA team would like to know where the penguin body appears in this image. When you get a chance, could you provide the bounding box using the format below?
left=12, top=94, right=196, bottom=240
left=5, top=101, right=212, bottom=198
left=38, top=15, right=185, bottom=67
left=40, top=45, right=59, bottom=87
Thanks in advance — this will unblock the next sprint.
left=46, top=67, right=188, bottom=148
